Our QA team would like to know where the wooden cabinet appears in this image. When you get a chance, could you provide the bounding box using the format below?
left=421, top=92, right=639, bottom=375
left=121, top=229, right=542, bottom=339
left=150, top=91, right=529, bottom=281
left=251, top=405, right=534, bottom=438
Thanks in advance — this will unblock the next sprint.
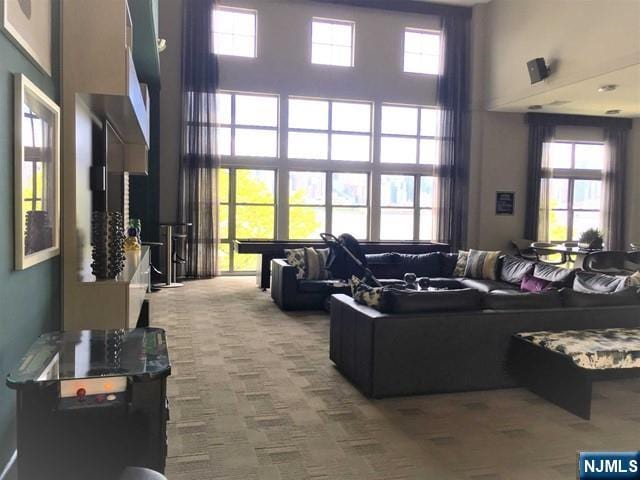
left=61, top=0, right=155, bottom=330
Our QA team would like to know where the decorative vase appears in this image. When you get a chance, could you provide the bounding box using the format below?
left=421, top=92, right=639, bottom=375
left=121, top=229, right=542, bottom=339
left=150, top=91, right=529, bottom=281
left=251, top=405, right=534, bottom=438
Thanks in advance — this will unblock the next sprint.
left=91, top=211, right=125, bottom=279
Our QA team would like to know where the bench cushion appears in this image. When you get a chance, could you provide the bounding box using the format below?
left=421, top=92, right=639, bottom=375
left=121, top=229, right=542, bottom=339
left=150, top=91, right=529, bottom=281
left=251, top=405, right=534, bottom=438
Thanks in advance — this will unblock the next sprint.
left=515, top=328, right=640, bottom=370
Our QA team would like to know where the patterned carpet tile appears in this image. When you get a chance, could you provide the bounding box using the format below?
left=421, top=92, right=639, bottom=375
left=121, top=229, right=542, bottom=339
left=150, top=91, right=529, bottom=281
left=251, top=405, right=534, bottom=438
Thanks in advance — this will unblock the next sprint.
left=152, top=277, right=640, bottom=480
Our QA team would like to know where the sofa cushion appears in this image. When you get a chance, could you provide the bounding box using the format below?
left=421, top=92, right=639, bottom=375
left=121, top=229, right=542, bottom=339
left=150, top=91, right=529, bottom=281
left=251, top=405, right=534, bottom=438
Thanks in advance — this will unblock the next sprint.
left=366, top=253, right=401, bottom=265
left=452, top=250, right=468, bottom=277
left=440, top=253, right=459, bottom=278
left=396, top=253, right=442, bottom=277
left=428, top=277, right=465, bottom=289
left=464, top=249, right=501, bottom=280
left=298, top=280, right=329, bottom=293
left=483, top=290, right=562, bottom=310
left=573, top=270, right=625, bottom=293
left=561, top=287, right=640, bottom=307
left=520, top=274, right=552, bottom=292
left=533, top=263, right=575, bottom=286
left=500, top=255, right=535, bottom=285
left=459, top=278, right=518, bottom=292
left=382, top=288, right=483, bottom=314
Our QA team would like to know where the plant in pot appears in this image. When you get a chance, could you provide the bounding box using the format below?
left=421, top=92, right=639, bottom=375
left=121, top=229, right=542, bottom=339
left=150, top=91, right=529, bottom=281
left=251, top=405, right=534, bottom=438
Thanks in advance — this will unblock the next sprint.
left=578, top=228, right=604, bottom=250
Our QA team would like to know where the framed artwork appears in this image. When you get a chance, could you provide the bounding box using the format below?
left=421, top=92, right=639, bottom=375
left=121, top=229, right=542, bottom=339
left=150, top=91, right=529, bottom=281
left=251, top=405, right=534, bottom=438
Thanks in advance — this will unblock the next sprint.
left=1, top=0, right=52, bottom=75
left=495, top=191, right=515, bottom=216
left=14, top=73, right=60, bottom=270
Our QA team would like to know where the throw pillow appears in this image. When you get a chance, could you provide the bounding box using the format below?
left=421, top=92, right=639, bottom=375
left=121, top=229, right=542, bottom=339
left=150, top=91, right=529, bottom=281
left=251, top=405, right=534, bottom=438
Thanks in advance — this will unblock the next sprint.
left=533, top=263, right=574, bottom=286
left=573, top=270, right=626, bottom=294
left=500, top=255, right=535, bottom=285
left=439, top=252, right=458, bottom=277
left=625, top=270, right=640, bottom=287
left=284, top=248, right=307, bottom=279
left=520, top=274, right=551, bottom=293
left=464, top=249, right=501, bottom=280
left=452, top=250, right=468, bottom=277
left=305, top=247, right=330, bottom=280
left=350, top=276, right=385, bottom=310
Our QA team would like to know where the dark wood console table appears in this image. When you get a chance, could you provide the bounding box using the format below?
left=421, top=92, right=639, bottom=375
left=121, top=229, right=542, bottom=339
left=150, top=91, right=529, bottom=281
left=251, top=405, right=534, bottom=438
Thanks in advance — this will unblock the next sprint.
left=234, top=239, right=450, bottom=290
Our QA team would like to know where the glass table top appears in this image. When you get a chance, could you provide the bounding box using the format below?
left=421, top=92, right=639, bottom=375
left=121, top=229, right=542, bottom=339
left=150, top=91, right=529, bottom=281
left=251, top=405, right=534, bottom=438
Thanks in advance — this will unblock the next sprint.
left=7, top=328, right=170, bottom=387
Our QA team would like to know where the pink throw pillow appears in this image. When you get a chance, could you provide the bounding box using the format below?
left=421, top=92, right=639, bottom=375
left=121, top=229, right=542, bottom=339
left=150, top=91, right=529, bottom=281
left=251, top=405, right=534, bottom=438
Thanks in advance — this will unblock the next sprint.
left=520, top=274, right=551, bottom=292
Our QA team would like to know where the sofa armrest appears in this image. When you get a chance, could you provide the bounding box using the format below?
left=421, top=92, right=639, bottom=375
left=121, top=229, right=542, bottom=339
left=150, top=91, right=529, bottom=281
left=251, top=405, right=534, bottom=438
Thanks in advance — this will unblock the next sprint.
left=271, top=258, right=298, bottom=309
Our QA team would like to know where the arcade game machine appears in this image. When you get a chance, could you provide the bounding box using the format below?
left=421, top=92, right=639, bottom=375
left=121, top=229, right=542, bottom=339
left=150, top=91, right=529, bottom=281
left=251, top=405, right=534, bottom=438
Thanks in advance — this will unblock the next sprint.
left=6, top=328, right=171, bottom=480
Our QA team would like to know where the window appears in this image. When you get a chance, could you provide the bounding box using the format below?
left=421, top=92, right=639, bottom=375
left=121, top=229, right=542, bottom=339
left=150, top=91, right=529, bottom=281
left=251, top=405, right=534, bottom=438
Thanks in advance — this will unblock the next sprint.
left=213, top=7, right=257, bottom=58
left=380, top=104, right=440, bottom=164
left=215, top=92, right=278, bottom=157
left=288, top=97, right=372, bottom=161
left=289, top=171, right=368, bottom=239
left=380, top=175, right=435, bottom=240
left=311, top=18, right=354, bottom=67
left=544, top=142, right=604, bottom=242
left=218, top=168, right=276, bottom=272
left=403, top=28, right=440, bottom=75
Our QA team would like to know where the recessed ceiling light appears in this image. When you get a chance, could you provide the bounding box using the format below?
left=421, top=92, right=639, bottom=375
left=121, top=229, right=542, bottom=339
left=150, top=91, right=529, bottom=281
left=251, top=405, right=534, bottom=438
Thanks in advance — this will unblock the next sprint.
left=547, top=100, right=571, bottom=106
left=605, top=109, right=621, bottom=115
left=598, top=84, right=618, bottom=93
left=528, top=105, right=543, bottom=110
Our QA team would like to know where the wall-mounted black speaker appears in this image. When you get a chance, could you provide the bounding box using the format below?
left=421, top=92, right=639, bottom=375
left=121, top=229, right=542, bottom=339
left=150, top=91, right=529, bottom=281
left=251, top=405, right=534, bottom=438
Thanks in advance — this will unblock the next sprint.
left=527, top=58, right=549, bottom=84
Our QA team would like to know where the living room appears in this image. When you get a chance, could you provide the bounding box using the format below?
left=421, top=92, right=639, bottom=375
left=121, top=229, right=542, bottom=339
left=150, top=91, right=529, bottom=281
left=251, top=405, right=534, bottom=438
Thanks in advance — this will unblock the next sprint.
left=1, top=0, right=640, bottom=479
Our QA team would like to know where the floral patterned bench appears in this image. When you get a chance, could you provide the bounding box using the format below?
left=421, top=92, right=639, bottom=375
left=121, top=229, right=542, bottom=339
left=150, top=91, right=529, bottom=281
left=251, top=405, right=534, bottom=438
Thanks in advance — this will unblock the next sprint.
left=511, top=328, right=640, bottom=419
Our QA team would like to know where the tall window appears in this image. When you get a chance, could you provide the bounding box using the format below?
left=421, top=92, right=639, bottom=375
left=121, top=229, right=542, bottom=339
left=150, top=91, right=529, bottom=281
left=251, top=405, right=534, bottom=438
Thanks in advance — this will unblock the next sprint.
left=380, top=104, right=440, bottom=164
left=545, top=142, right=604, bottom=241
left=218, top=168, right=276, bottom=272
left=289, top=172, right=369, bottom=240
left=403, top=28, right=440, bottom=75
left=215, top=92, right=278, bottom=157
left=311, top=18, right=355, bottom=67
left=213, top=7, right=257, bottom=58
left=288, top=98, right=372, bottom=161
left=380, top=175, right=435, bottom=240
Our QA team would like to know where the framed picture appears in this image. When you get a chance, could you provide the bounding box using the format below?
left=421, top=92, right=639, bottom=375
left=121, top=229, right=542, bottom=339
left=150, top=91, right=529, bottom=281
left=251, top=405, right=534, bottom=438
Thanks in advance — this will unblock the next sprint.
left=1, top=0, right=52, bottom=75
left=14, top=73, right=60, bottom=270
left=495, top=191, right=515, bottom=216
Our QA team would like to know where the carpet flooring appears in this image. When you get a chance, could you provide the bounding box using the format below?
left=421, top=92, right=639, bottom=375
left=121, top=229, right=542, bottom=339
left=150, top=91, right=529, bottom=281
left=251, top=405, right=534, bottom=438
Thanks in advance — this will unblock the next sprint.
left=152, top=277, right=640, bottom=480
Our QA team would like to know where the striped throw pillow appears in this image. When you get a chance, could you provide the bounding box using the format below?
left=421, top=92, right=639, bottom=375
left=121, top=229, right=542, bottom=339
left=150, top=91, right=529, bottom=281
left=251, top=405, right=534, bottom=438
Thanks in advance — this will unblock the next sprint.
left=305, top=247, right=331, bottom=280
left=464, top=249, right=501, bottom=280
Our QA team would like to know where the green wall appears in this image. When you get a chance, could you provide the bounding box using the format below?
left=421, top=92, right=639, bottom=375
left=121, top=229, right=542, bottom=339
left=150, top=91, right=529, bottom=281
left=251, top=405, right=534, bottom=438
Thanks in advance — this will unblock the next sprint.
left=0, top=4, right=60, bottom=477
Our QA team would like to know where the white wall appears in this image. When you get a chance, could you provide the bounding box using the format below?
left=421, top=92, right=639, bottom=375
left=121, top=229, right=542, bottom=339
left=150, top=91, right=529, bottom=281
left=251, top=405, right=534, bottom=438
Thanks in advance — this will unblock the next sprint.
left=216, top=0, right=439, bottom=104
left=483, top=0, right=640, bottom=110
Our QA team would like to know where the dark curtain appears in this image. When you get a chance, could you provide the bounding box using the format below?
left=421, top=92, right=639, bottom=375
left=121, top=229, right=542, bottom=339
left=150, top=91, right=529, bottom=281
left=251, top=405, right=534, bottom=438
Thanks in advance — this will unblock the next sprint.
left=436, top=14, right=471, bottom=252
left=602, top=128, right=628, bottom=250
left=179, top=0, right=218, bottom=277
left=523, top=124, right=555, bottom=240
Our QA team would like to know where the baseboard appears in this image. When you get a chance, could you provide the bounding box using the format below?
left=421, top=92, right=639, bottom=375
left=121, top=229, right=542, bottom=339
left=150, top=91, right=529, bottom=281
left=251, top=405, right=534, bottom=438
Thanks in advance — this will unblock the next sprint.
left=0, top=450, right=17, bottom=480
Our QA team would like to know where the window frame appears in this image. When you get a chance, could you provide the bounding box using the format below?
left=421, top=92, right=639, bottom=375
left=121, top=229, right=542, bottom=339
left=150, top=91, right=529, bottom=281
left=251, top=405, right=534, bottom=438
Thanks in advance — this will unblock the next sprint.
left=214, top=90, right=280, bottom=159
left=218, top=167, right=277, bottom=273
left=287, top=96, right=373, bottom=162
left=544, top=141, right=604, bottom=242
left=212, top=6, right=258, bottom=58
left=310, top=17, right=356, bottom=68
left=380, top=102, right=440, bottom=166
left=402, top=27, right=441, bottom=76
